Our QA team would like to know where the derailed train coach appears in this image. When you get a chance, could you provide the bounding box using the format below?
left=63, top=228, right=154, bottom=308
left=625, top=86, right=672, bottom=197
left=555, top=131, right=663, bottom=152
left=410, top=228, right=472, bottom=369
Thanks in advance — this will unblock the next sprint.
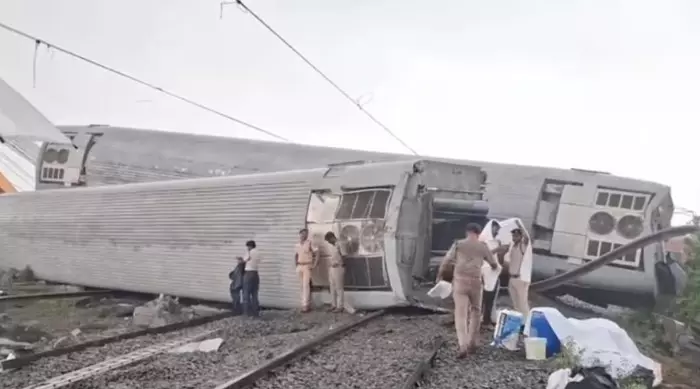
left=0, top=159, right=493, bottom=309
left=523, top=175, right=679, bottom=309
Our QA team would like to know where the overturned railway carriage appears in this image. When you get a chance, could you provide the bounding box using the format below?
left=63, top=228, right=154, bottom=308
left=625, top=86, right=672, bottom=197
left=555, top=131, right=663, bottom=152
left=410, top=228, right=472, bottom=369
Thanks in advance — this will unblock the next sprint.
left=527, top=179, right=676, bottom=308
left=0, top=159, right=489, bottom=309
left=62, top=126, right=679, bottom=310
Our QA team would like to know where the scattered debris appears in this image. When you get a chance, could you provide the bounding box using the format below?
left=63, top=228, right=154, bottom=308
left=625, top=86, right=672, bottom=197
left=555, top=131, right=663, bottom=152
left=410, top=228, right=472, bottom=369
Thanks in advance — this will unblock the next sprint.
left=343, top=301, right=357, bottom=315
left=0, top=268, right=17, bottom=289
left=62, top=285, right=84, bottom=293
left=79, top=322, right=110, bottom=332
left=15, top=266, right=35, bottom=283
left=188, top=304, right=226, bottom=317
left=98, top=303, right=136, bottom=318
left=132, top=295, right=183, bottom=328
left=0, top=319, right=50, bottom=343
left=168, top=338, right=224, bottom=354
left=0, top=338, right=33, bottom=351
left=2, top=350, right=16, bottom=363
left=658, top=315, right=700, bottom=363
left=51, top=336, right=72, bottom=349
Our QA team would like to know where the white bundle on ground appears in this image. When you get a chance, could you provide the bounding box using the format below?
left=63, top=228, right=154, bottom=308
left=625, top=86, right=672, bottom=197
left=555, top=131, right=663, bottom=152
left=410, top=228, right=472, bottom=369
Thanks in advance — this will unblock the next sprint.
left=532, top=307, right=662, bottom=386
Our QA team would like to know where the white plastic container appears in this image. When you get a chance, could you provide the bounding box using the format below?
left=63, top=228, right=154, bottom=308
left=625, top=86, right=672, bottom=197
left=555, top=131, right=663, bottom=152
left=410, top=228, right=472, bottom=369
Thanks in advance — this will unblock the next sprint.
left=525, top=337, right=547, bottom=360
left=427, top=280, right=453, bottom=299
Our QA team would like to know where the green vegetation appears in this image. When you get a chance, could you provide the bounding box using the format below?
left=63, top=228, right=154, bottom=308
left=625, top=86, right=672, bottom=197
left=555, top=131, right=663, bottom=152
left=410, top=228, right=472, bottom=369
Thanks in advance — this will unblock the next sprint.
left=551, top=339, right=583, bottom=370
left=677, top=233, right=700, bottom=325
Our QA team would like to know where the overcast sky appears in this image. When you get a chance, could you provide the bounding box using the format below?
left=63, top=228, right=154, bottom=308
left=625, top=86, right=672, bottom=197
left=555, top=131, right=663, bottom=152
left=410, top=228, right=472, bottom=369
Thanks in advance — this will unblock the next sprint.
left=0, top=0, right=698, bottom=221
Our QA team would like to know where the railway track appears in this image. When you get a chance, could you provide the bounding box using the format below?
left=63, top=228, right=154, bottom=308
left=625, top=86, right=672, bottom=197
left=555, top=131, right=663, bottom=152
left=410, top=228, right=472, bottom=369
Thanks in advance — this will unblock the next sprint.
left=7, top=309, right=458, bottom=389
left=5, top=297, right=640, bottom=389
left=2, top=310, right=351, bottom=389
left=224, top=311, right=445, bottom=389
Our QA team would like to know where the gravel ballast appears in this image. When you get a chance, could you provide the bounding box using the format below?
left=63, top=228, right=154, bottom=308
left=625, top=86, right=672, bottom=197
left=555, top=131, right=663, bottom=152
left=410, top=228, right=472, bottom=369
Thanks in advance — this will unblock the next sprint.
left=253, top=313, right=444, bottom=389
left=6, top=306, right=612, bottom=389
left=2, top=310, right=348, bottom=389
left=419, top=336, right=551, bottom=389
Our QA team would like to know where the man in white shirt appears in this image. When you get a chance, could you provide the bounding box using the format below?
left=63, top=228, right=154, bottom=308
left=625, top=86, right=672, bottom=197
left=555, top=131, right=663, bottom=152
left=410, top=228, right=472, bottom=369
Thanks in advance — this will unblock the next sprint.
left=480, top=220, right=508, bottom=328
left=241, top=240, right=261, bottom=317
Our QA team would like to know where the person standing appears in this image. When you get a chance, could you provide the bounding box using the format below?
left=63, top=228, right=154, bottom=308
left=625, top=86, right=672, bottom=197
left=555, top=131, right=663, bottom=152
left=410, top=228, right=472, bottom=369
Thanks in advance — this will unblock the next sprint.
left=437, top=223, right=498, bottom=358
left=323, top=232, right=345, bottom=312
left=241, top=240, right=261, bottom=317
left=228, top=256, right=245, bottom=315
left=506, top=222, right=531, bottom=318
left=480, top=221, right=508, bottom=328
left=295, top=228, right=317, bottom=312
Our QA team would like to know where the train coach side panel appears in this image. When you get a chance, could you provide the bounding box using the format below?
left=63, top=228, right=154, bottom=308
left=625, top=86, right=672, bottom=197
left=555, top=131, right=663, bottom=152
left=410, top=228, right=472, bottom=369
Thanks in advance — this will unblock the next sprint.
left=0, top=176, right=313, bottom=308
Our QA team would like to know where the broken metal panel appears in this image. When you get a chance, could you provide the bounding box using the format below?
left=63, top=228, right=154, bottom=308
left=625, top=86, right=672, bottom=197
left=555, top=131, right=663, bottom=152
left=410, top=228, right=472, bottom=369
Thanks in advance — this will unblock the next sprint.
left=559, top=183, right=596, bottom=206
left=553, top=204, right=590, bottom=236
left=0, top=77, right=72, bottom=144
left=411, top=192, right=433, bottom=280
left=0, top=170, right=17, bottom=193
left=534, top=200, right=558, bottom=230
left=0, top=142, right=35, bottom=191
left=415, top=160, right=484, bottom=201
left=550, top=232, right=587, bottom=259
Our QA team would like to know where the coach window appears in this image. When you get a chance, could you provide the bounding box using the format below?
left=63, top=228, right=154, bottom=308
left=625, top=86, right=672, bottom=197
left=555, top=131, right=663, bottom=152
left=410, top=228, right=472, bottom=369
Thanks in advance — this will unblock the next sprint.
left=307, top=191, right=340, bottom=225
left=335, top=189, right=392, bottom=220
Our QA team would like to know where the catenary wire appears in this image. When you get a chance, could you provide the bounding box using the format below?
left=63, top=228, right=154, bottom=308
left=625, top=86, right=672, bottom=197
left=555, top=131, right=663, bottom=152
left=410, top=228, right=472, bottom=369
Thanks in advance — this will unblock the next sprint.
left=0, top=21, right=291, bottom=143
left=231, top=0, right=420, bottom=156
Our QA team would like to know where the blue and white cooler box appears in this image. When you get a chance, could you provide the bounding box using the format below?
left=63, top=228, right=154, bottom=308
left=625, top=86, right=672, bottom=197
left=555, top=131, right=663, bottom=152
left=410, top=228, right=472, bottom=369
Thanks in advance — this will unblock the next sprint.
left=524, top=308, right=562, bottom=358
left=492, top=309, right=523, bottom=350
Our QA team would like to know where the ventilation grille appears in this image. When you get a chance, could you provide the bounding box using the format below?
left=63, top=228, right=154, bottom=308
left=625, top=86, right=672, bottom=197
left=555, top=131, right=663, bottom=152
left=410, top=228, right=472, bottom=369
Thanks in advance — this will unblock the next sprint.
left=585, top=238, right=640, bottom=267
left=41, top=166, right=65, bottom=181
left=343, top=256, right=389, bottom=289
left=595, top=189, right=647, bottom=211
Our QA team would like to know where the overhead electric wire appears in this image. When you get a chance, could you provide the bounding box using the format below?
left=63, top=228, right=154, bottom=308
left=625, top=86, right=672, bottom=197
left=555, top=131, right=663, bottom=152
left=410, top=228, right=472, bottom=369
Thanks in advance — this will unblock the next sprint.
left=232, top=0, right=420, bottom=156
left=0, top=21, right=291, bottom=143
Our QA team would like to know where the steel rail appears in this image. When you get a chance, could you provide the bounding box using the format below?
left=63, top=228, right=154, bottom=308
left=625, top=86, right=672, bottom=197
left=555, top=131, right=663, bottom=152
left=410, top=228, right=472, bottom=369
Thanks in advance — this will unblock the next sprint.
left=1, top=310, right=233, bottom=370
left=22, top=328, right=221, bottom=389
left=398, top=339, right=444, bottom=389
left=531, top=225, right=699, bottom=292
left=212, top=309, right=387, bottom=389
left=0, top=289, right=116, bottom=302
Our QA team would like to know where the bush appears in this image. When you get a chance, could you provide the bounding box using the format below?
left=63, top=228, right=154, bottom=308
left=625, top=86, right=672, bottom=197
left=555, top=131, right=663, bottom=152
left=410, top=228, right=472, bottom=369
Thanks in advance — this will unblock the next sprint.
left=677, top=233, right=700, bottom=325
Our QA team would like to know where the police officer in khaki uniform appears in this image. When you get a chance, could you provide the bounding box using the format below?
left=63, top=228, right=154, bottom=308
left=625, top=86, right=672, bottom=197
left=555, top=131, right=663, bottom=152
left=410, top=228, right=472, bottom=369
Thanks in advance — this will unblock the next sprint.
left=437, top=223, right=498, bottom=358
left=506, top=224, right=530, bottom=317
left=295, top=228, right=317, bottom=312
left=323, top=232, right=345, bottom=312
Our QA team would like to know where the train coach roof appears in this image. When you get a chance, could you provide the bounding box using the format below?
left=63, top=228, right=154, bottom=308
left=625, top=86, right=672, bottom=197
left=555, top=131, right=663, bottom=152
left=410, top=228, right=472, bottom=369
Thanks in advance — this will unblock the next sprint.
left=59, top=125, right=670, bottom=193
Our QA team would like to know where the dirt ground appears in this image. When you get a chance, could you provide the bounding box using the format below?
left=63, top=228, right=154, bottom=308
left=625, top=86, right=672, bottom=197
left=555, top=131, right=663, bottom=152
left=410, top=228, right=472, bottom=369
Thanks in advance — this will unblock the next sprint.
left=1, top=282, right=151, bottom=352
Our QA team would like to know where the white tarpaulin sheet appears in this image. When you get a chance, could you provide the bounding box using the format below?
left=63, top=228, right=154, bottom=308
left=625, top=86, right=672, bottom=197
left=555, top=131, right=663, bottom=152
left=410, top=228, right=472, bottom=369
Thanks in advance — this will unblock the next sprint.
left=527, top=307, right=662, bottom=385
left=0, top=77, right=72, bottom=144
